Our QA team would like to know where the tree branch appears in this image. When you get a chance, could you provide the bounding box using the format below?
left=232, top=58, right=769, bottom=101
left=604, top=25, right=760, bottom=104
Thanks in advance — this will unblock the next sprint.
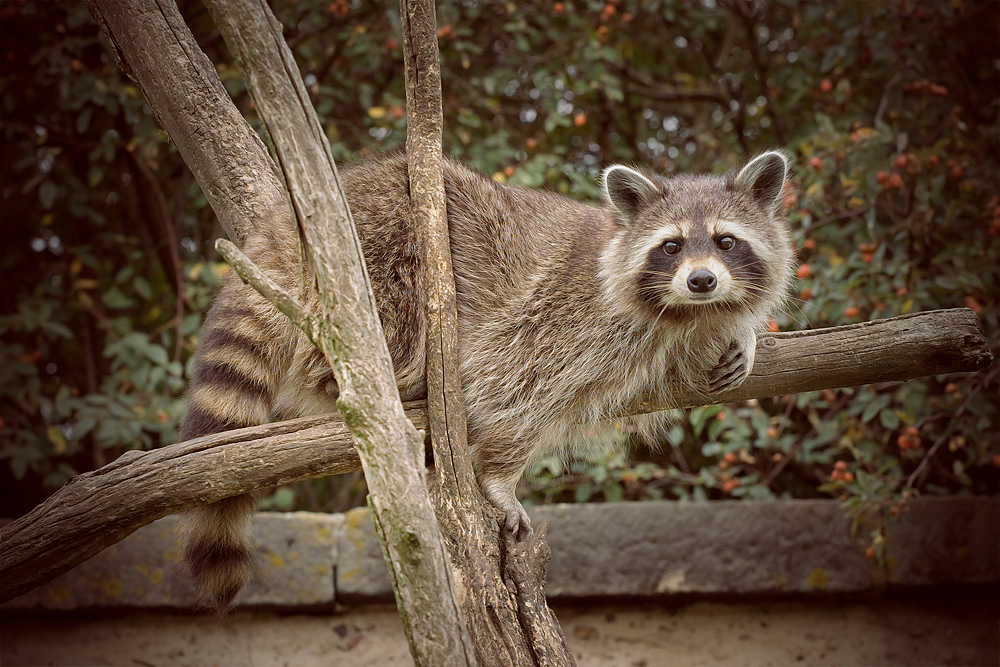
left=82, top=0, right=285, bottom=248
left=200, top=2, right=468, bottom=664
left=214, top=238, right=321, bottom=346
left=400, top=1, right=576, bottom=664
left=3, top=308, right=990, bottom=603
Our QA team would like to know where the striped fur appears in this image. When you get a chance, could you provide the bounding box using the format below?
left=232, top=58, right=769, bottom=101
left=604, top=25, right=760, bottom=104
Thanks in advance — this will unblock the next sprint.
left=180, top=150, right=792, bottom=612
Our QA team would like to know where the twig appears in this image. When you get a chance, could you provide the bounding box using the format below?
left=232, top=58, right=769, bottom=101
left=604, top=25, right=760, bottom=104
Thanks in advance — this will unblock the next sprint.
left=803, top=205, right=872, bottom=236
left=128, top=147, right=186, bottom=362
left=905, top=383, right=983, bottom=491
left=214, top=238, right=321, bottom=347
left=761, top=393, right=851, bottom=489
left=873, top=73, right=901, bottom=128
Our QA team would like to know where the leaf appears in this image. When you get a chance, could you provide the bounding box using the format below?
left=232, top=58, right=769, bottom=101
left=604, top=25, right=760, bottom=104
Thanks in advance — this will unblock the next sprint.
left=133, top=276, right=152, bottom=301
left=73, top=417, right=97, bottom=439
left=861, top=394, right=890, bottom=424
left=879, top=409, right=900, bottom=430
left=47, top=426, right=67, bottom=454
left=39, top=181, right=58, bottom=210
left=76, top=107, right=92, bottom=133
left=603, top=481, right=623, bottom=502
left=101, top=287, right=134, bottom=310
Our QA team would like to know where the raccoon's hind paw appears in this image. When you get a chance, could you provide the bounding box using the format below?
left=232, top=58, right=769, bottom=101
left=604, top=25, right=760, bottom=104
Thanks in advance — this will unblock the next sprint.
left=483, top=482, right=532, bottom=541
left=708, top=332, right=757, bottom=393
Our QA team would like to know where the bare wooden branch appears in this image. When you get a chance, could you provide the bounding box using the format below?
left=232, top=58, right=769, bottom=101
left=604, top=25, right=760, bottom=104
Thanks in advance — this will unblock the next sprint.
left=215, top=238, right=320, bottom=346
left=0, top=405, right=424, bottom=602
left=402, top=0, right=476, bottom=524
left=399, top=1, right=482, bottom=664
left=401, top=0, right=576, bottom=663
left=201, top=1, right=469, bottom=664
left=82, top=0, right=284, bottom=247
left=637, top=307, right=993, bottom=413
left=3, top=308, right=989, bottom=604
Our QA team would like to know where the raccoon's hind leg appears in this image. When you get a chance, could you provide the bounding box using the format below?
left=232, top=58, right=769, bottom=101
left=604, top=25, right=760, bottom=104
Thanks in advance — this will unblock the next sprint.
left=473, top=438, right=534, bottom=540
left=480, top=473, right=533, bottom=541
left=708, top=328, right=757, bottom=393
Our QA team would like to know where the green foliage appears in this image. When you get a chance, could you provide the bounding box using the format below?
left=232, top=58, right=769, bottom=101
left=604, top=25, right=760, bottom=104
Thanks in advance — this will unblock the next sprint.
left=2, top=0, right=997, bottom=524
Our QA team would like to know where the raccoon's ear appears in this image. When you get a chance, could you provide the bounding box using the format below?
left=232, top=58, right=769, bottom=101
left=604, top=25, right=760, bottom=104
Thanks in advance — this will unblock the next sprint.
left=603, top=165, right=660, bottom=222
left=735, top=150, right=789, bottom=214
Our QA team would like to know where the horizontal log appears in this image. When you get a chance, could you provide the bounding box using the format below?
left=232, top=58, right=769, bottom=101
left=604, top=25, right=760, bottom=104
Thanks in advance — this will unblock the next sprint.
left=1, top=308, right=991, bottom=602
left=1, top=407, right=426, bottom=602
left=638, top=307, right=993, bottom=412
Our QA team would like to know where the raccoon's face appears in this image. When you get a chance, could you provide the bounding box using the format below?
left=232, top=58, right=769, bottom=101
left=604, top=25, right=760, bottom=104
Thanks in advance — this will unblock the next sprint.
left=600, top=151, right=792, bottom=321
left=635, top=215, right=768, bottom=314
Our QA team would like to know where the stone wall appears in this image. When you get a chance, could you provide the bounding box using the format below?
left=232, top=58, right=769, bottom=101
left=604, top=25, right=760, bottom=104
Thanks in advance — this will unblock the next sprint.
left=4, top=497, right=996, bottom=612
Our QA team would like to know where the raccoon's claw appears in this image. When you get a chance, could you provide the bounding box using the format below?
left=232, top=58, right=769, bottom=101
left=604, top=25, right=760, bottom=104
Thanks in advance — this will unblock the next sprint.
left=708, top=332, right=756, bottom=393
left=503, top=505, right=532, bottom=542
left=484, top=482, right=532, bottom=541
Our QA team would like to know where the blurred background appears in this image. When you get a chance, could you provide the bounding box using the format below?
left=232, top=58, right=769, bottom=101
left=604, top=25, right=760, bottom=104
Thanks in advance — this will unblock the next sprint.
left=1, top=0, right=997, bottom=558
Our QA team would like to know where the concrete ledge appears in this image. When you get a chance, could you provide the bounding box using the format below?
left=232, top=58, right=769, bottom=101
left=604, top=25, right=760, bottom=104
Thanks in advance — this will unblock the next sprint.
left=3, top=512, right=342, bottom=611
left=3, top=497, right=996, bottom=612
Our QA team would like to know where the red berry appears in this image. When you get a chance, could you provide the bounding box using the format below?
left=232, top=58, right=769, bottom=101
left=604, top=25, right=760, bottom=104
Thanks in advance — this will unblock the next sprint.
left=965, top=296, right=983, bottom=313
left=796, top=264, right=811, bottom=279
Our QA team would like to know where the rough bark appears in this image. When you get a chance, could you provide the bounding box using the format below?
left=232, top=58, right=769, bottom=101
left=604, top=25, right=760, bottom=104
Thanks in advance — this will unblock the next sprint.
left=637, top=307, right=993, bottom=411
left=199, top=1, right=471, bottom=665
left=0, top=406, right=416, bottom=602
left=82, top=0, right=282, bottom=248
left=400, top=1, right=575, bottom=664
left=3, top=308, right=990, bottom=603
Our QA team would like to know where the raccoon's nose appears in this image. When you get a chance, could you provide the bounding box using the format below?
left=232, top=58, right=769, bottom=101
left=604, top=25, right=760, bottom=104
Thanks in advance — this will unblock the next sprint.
left=687, top=269, right=717, bottom=293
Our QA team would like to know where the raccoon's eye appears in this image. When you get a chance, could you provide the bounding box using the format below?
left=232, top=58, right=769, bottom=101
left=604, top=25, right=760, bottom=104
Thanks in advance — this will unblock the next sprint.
left=662, top=240, right=682, bottom=255
left=717, top=235, right=736, bottom=251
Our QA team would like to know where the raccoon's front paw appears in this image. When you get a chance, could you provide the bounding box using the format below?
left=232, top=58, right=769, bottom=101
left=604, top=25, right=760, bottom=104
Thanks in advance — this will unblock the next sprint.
left=708, top=330, right=757, bottom=393
left=483, top=482, right=532, bottom=541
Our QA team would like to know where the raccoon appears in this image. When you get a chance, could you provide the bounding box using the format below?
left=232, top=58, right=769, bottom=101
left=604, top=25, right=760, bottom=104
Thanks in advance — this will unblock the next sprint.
left=178, top=150, right=792, bottom=612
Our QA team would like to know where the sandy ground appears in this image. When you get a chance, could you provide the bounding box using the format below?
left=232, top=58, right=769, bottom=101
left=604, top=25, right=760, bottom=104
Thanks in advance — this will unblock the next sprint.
left=2, top=596, right=997, bottom=667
